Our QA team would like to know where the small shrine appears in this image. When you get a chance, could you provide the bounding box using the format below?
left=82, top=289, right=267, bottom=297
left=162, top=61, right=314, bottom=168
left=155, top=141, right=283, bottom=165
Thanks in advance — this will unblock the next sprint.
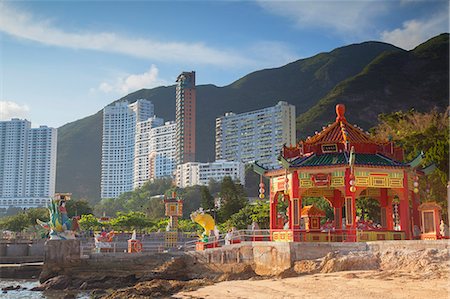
left=301, top=205, right=326, bottom=231
left=164, top=192, right=183, bottom=247
left=418, top=202, right=442, bottom=240
left=254, top=104, right=435, bottom=242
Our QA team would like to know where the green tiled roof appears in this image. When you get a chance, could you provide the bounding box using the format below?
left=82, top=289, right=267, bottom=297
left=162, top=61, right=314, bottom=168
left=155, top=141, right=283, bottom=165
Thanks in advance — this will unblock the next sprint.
left=291, top=153, right=405, bottom=168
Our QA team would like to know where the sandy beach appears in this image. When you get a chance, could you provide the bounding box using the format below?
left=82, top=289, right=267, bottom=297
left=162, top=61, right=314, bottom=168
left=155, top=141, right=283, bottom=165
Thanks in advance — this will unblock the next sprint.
left=175, top=270, right=450, bottom=299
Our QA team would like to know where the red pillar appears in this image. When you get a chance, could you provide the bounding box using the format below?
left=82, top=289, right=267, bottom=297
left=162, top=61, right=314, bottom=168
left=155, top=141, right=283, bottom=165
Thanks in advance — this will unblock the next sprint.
left=289, top=171, right=299, bottom=230
left=344, top=168, right=357, bottom=228
left=411, top=190, right=420, bottom=227
left=380, top=188, right=393, bottom=230
left=400, top=171, right=412, bottom=239
left=333, top=189, right=343, bottom=229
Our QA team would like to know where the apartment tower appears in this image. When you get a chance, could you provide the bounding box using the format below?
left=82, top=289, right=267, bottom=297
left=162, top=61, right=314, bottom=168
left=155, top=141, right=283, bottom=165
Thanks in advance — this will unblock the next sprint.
left=175, top=71, right=196, bottom=164
left=101, top=99, right=153, bottom=199
left=0, top=119, right=57, bottom=209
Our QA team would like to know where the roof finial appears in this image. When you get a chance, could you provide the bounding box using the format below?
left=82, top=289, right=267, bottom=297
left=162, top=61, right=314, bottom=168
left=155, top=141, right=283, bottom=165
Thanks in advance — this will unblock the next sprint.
left=336, top=104, right=346, bottom=122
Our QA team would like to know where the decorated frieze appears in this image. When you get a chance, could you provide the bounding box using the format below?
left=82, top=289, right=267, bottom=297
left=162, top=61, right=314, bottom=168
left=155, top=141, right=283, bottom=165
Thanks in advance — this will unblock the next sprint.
left=354, top=171, right=404, bottom=188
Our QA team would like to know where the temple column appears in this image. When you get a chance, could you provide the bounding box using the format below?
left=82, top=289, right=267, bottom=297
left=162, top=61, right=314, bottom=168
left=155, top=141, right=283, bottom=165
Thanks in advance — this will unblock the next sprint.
left=380, top=188, right=393, bottom=230
left=344, top=168, right=357, bottom=228
left=333, top=189, right=343, bottom=229
left=400, top=171, right=412, bottom=239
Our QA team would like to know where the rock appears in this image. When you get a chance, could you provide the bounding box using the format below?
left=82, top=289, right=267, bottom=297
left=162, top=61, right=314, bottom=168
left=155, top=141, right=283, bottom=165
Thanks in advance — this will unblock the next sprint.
left=40, top=275, right=71, bottom=290
left=63, top=294, right=75, bottom=299
left=79, top=282, right=88, bottom=290
left=1, top=285, right=20, bottom=291
left=30, top=286, right=45, bottom=291
left=321, top=253, right=379, bottom=273
left=92, top=289, right=106, bottom=294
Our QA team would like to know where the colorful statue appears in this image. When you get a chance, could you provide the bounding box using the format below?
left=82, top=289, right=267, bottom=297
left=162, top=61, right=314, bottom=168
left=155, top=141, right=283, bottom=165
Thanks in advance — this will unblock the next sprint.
left=190, top=208, right=219, bottom=242
left=37, top=193, right=79, bottom=240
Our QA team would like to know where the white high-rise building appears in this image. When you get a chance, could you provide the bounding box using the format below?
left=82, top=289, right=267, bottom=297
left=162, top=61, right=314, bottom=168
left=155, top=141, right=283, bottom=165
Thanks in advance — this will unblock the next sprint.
left=149, top=121, right=177, bottom=181
left=101, top=100, right=154, bottom=199
left=133, top=116, right=164, bottom=189
left=215, top=101, right=296, bottom=169
left=0, top=119, right=57, bottom=209
left=176, top=160, right=245, bottom=188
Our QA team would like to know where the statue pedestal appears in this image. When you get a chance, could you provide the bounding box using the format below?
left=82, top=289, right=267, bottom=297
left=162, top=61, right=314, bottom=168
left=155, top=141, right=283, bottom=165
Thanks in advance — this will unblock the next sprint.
left=40, top=239, right=80, bottom=283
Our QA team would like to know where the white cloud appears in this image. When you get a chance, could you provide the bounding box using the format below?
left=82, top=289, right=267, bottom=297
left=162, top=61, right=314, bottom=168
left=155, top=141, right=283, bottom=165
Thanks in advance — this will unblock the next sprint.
left=95, top=65, right=168, bottom=95
left=0, top=3, right=251, bottom=67
left=0, top=101, right=30, bottom=120
left=380, top=12, right=449, bottom=50
left=257, top=0, right=387, bottom=36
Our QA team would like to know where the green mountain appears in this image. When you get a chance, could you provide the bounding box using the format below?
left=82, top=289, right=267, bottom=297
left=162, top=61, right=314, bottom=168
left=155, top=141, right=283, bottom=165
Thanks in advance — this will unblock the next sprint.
left=297, top=33, right=449, bottom=135
left=55, top=34, right=449, bottom=202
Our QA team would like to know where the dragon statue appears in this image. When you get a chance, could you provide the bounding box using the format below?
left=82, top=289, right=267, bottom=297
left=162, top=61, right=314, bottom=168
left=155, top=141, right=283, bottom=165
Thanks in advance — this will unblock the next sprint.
left=37, top=193, right=79, bottom=240
left=190, top=208, right=219, bottom=243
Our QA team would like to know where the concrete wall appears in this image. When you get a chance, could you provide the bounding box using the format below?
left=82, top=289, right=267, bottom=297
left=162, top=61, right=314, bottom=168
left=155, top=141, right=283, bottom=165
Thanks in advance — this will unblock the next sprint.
left=0, top=240, right=45, bottom=263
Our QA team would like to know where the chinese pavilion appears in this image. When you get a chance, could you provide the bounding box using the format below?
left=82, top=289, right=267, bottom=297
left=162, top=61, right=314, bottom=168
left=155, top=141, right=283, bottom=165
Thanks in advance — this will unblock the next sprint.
left=255, top=104, right=430, bottom=242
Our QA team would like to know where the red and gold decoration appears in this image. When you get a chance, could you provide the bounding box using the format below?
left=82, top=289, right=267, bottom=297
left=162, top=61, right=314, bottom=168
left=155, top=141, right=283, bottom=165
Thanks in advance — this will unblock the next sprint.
left=163, top=192, right=183, bottom=247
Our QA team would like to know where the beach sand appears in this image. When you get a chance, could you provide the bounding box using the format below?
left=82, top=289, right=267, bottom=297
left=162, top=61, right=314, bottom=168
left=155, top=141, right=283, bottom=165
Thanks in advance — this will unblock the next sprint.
left=174, top=270, right=450, bottom=299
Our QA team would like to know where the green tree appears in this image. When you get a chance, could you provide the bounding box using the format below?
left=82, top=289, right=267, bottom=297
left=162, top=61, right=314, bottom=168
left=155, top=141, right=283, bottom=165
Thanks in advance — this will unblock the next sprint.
left=218, top=176, right=248, bottom=221
left=208, top=179, right=221, bottom=196
left=144, top=196, right=165, bottom=219
left=66, top=199, right=93, bottom=217
left=0, top=212, right=29, bottom=232
left=200, top=186, right=215, bottom=211
left=223, top=201, right=270, bottom=230
left=110, top=211, right=153, bottom=232
left=78, top=214, right=101, bottom=231
left=371, top=108, right=449, bottom=219
left=356, top=197, right=381, bottom=223
left=26, top=208, right=49, bottom=226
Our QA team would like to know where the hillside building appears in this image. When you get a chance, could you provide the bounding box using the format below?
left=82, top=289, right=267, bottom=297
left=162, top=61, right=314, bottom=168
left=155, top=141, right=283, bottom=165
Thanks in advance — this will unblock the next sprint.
left=0, top=119, right=57, bottom=209
left=176, top=160, right=245, bottom=188
left=215, top=101, right=296, bottom=169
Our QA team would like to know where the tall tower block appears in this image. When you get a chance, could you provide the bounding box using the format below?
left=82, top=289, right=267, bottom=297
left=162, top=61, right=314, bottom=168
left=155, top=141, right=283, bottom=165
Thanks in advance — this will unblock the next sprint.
left=175, top=71, right=196, bottom=164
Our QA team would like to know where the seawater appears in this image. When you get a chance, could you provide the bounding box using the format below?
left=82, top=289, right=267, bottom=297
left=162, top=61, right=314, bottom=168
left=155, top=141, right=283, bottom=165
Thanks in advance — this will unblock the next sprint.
left=0, top=279, right=89, bottom=299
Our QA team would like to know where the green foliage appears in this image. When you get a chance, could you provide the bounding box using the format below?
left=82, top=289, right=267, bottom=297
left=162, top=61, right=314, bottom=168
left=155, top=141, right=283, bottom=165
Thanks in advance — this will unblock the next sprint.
left=178, top=219, right=202, bottom=233
left=356, top=197, right=381, bottom=223
left=208, top=179, right=221, bottom=197
left=176, top=186, right=202, bottom=219
left=200, top=186, right=215, bottom=211
left=223, top=201, right=270, bottom=230
left=371, top=108, right=449, bottom=218
left=94, top=178, right=173, bottom=216
left=78, top=214, right=102, bottom=231
left=66, top=199, right=93, bottom=217
left=0, top=212, right=30, bottom=232
left=0, top=208, right=49, bottom=232
left=218, top=177, right=248, bottom=222
left=110, top=211, right=154, bottom=232
left=144, top=197, right=165, bottom=220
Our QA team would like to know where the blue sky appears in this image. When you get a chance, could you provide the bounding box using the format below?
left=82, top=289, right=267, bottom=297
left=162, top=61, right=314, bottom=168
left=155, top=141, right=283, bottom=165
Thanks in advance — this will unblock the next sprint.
left=0, top=0, right=448, bottom=128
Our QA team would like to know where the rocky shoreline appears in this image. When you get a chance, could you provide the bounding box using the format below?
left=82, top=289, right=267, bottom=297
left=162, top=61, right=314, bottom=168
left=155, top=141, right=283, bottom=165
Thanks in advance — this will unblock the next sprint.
left=28, top=240, right=450, bottom=298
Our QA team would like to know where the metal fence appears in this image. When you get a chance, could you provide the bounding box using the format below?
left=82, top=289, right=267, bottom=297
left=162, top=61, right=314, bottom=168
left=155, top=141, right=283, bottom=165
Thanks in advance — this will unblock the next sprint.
left=79, top=228, right=407, bottom=255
